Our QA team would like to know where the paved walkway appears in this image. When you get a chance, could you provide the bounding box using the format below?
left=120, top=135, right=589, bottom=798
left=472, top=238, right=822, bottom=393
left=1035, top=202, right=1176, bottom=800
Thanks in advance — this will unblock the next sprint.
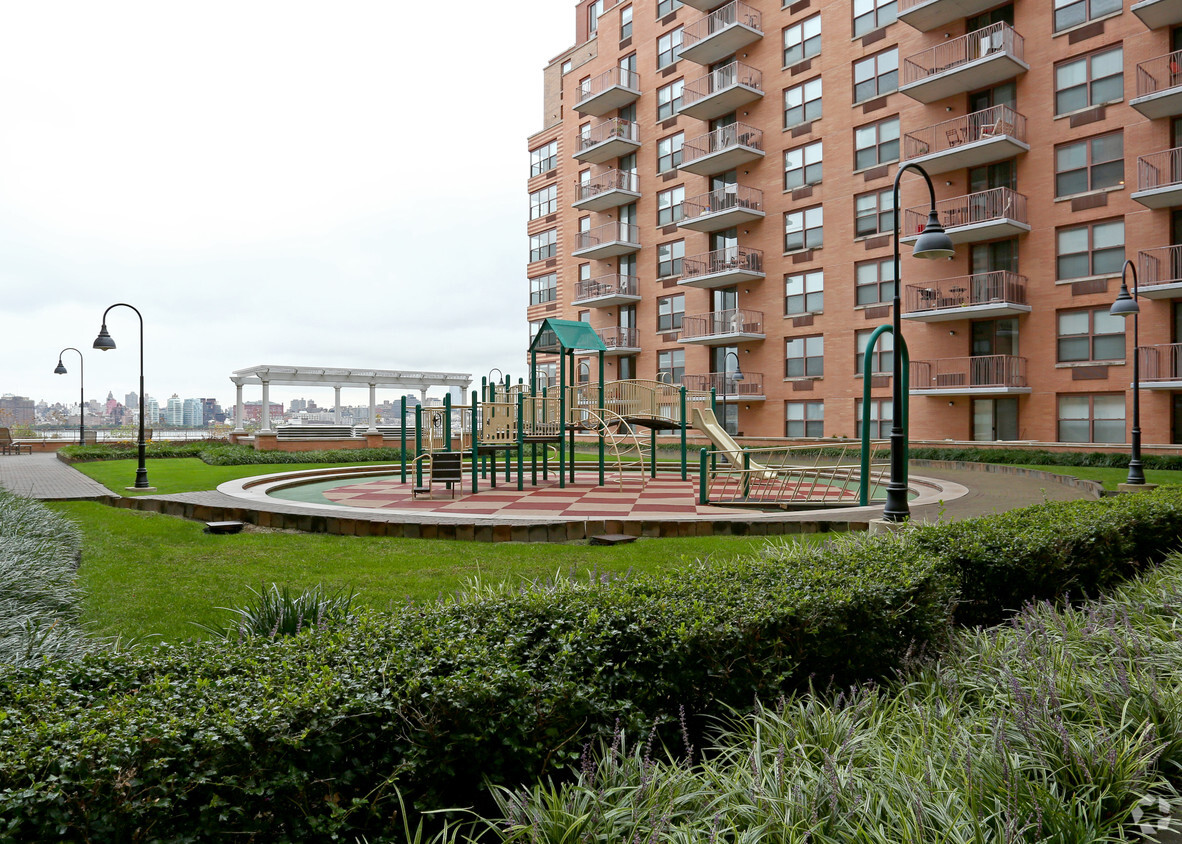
left=0, top=453, right=111, bottom=500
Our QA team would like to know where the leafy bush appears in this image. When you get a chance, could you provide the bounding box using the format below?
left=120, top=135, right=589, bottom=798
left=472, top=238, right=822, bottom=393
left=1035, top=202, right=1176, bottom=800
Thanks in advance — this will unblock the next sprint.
left=199, top=583, right=357, bottom=639
left=908, top=444, right=1182, bottom=470
left=60, top=441, right=406, bottom=466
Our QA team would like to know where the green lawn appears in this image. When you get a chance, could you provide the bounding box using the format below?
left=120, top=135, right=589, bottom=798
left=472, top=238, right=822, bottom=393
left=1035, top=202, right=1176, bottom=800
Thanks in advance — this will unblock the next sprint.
left=71, top=457, right=391, bottom=496
left=1010, top=464, right=1182, bottom=491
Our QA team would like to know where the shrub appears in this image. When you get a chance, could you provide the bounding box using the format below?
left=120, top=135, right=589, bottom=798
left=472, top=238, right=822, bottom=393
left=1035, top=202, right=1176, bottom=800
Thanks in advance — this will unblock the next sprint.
left=59, top=441, right=406, bottom=466
left=199, top=583, right=357, bottom=639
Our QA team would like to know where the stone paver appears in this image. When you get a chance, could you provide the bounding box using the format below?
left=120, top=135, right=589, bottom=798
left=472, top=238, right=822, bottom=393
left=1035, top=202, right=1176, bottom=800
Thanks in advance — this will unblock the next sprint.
left=0, top=453, right=111, bottom=500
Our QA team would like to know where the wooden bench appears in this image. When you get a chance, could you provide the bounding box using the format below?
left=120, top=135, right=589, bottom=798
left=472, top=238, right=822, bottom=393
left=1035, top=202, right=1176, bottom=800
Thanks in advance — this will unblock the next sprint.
left=0, top=428, right=31, bottom=455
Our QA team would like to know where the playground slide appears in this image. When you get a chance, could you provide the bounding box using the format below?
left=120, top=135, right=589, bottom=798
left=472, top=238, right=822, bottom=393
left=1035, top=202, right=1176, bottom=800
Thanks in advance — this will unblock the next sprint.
left=691, top=407, right=772, bottom=475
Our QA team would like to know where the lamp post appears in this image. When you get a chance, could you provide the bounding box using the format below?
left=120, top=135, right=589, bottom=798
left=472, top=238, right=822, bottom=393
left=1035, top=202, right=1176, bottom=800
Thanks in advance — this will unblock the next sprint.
left=884, top=163, right=956, bottom=522
left=720, top=350, right=743, bottom=436
left=1110, top=259, right=1145, bottom=485
left=93, top=303, right=153, bottom=490
left=53, top=348, right=86, bottom=445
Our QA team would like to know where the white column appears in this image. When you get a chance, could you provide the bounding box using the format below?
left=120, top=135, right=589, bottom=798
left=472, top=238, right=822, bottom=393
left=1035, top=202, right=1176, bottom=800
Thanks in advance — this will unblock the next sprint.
left=232, top=380, right=245, bottom=433
left=334, top=386, right=342, bottom=424
left=367, top=383, right=379, bottom=433
left=260, top=380, right=272, bottom=433
left=420, top=387, right=429, bottom=406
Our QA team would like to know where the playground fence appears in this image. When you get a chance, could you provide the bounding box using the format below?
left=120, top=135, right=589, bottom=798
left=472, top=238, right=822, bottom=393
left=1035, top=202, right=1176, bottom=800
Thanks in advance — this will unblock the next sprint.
left=701, top=440, right=890, bottom=506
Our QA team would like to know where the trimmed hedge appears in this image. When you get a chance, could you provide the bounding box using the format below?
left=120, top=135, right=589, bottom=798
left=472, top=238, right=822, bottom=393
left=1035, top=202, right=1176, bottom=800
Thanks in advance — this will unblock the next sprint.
left=3, top=489, right=1182, bottom=841
left=60, top=441, right=407, bottom=466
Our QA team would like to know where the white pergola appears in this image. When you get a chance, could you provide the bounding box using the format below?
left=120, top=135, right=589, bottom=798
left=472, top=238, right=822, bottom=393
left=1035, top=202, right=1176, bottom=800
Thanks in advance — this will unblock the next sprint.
left=229, top=365, right=472, bottom=434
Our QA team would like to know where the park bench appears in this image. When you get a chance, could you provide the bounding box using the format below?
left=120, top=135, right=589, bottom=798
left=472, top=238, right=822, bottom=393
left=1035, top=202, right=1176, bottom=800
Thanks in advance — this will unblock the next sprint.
left=0, top=428, right=31, bottom=455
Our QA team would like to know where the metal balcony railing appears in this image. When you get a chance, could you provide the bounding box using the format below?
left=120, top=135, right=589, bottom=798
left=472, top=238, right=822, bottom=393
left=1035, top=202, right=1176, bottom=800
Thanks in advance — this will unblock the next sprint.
left=683, top=0, right=762, bottom=48
left=575, top=221, right=640, bottom=251
left=681, top=371, right=765, bottom=396
left=577, top=118, right=640, bottom=153
left=682, top=246, right=764, bottom=281
left=904, top=271, right=1027, bottom=312
left=910, top=355, right=1028, bottom=389
left=903, top=105, right=1026, bottom=160
left=574, top=274, right=639, bottom=301
left=679, top=308, right=764, bottom=341
left=598, top=326, right=640, bottom=349
left=577, top=66, right=641, bottom=102
left=575, top=169, right=639, bottom=203
left=902, top=22, right=1024, bottom=87
left=904, top=187, right=1027, bottom=234
left=683, top=122, right=763, bottom=164
left=682, top=61, right=763, bottom=108
left=681, top=185, right=763, bottom=217
left=1137, top=146, right=1182, bottom=191
left=1141, top=343, right=1182, bottom=382
left=1135, top=50, right=1182, bottom=98
left=1139, top=244, right=1182, bottom=290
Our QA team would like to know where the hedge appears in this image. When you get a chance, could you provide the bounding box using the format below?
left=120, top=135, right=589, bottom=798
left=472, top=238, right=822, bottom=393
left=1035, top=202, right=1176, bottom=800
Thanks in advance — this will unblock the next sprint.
left=59, top=441, right=407, bottom=466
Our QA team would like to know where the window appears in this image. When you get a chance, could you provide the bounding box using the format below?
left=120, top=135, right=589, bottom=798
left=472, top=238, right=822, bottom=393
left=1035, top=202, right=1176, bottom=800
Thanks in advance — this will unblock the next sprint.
left=1055, top=132, right=1123, bottom=198
left=529, top=319, right=543, bottom=342
left=621, top=5, right=633, bottom=38
left=783, top=14, right=821, bottom=66
left=530, top=140, right=558, bottom=176
left=856, top=398, right=892, bottom=440
left=784, top=140, right=823, bottom=190
left=854, top=116, right=900, bottom=170
left=785, top=270, right=823, bottom=315
left=1055, top=47, right=1123, bottom=116
left=657, top=0, right=682, bottom=16
left=658, top=349, right=685, bottom=383
left=657, top=79, right=684, bottom=120
left=786, top=335, right=824, bottom=377
left=657, top=294, right=685, bottom=331
left=784, top=77, right=822, bottom=128
left=1058, top=394, right=1124, bottom=443
left=529, top=229, right=557, bottom=262
left=1054, top=0, right=1121, bottom=32
left=853, top=0, right=897, bottom=37
left=657, top=132, right=685, bottom=172
left=856, top=258, right=894, bottom=306
left=855, top=189, right=894, bottom=238
left=658, top=27, right=683, bottom=69
left=853, top=48, right=898, bottom=103
left=1057, top=219, right=1124, bottom=280
left=785, top=206, right=823, bottom=252
left=529, top=184, right=557, bottom=219
left=657, top=185, right=685, bottom=225
left=1057, top=308, right=1125, bottom=363
left=562, top=60, right=573, bottom=75
left=529, top=273, right=557, bottom=305
left=657, top=240, right=685, bottom=277
left=785, top=401, right=824, bottom=438
left=588, top=0, right=604, bottom=33
left=856, top=329, right=893, bottom=377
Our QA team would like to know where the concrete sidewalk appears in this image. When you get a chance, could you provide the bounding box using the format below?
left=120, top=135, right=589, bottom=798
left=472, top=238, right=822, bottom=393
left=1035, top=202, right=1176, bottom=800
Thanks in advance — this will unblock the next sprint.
left=0, top=453, right=111, bottom=500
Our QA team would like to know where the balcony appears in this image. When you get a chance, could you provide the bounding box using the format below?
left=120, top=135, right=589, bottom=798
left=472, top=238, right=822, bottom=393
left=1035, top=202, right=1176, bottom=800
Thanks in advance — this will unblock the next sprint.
left=910, top=355, right=1030, bottom=395
left=1138, top=244, right=1182, bottom=299
left=572, top=221, right=641, bottom=260
left=679, top=308, right=765, bottom=346
left=1131, top=51, right=1182, bottom=118
left=681, top=371, right=765, bottom=400
left=680, top=123, right=764, bottom=176
left=573, top=274, right=641, bottom=308
left=573, top=169, right=641, bottom=212
left=1140, top=343, right=1182, bottom=388
left=1132, top=0, right=1182, bottom=30
left=901, top=187, right=1030, bottom=246
left=680, top=0, right=731, bottom=10
left=678, top=185, right=765, bottom=233
left=680, top=1, right=762, bottom=66
left=679, top=246, right=765, bottom=289
left=574, top=67, right=641, bottom=117
left=573, top=119, right=641, bottom=165
left=902, top=272, right=1031, bottom=323
left=679, top=61, right=763, bottom=121
left=900, top=23, right=1028, bottom=104
left=598, top=326, right=641, bottom=356
left=1133, top=147, right=1182, bottom=208
left=901, top=105, right=1028, bottom=175
left=898, top=0, right=1011, bottom=31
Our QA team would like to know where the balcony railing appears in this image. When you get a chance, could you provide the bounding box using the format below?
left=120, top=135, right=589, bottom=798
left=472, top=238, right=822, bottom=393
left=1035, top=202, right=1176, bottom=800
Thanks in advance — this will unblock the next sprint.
left=1139, top=244, right=1182, bottom=293
left=901, top=22, right=1025, bottom=101
left=681, top=1, right=763, bottom=65
left=903, top=187, right=1028, bottom=240
left=681, top=122, right=764, bottom=174
left=910, top=355, right=1028, bottom=390
left=681, top=61, right=763, bottom=118
left=1138, top=146, right=1182, bottom=191
left=575, top=66, right=641, bottom=116
left=574, top=221, right=640, bottom=254
left=1136, top=50, right=1182, bottom=99
left=598, top=326, right=640, bottom=350
left=682, top=184, right=763, bottom=218
left=573, top=274, right=640, bottom=304
left=679, top=308, right=764, bottom=342
left=902, top=105, right=1027, bottom=162
left=1141, top=343, right=1182, bottom=383
left=681, top=246, right=764, bottom=284
left=576, top=118, right=640, bottom=153
left=682, top=371, right=765, bottom=397
left=904, top=271, right=1028, bottom=313
left=574, top=169, right=640, bottom=205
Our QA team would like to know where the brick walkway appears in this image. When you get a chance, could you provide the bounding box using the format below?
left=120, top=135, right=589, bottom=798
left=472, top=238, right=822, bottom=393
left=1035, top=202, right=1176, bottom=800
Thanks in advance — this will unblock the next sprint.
left=0, top=453, right=111, bottom=500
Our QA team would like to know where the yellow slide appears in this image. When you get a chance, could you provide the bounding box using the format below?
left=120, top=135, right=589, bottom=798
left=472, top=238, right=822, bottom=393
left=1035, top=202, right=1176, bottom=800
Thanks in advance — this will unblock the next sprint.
left=691, top=406, right=772, bottom=475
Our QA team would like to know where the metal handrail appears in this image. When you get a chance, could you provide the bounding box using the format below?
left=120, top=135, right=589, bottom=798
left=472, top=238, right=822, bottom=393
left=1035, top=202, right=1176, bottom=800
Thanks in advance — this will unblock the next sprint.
left=575, top=221, right=640, bottom=250
left=903, top=105, right=1026, bottom=160
left=577, top=66, right=641, bottom=102
left=682, top=246, right=764, bottom=280
left=909, top=355, right=1028, bottom=388
left=598, top=326, right=640, bottom=348
left=683, top=122, right=763, bottom=165
left=577, top=118, right=640, bottom=152
left=573, top=274, right=639, bottom=301
left=1135, top=50, right=1182, bottom=98
left=903, top=187, right=1027, bottom=233
left=902, top=22, right=1023, bottom=86
left=1137, top=146, right=1182, bottom=191
left=575, top=169, right=639, bottom=202
left=682, top=371, right=764, bottom=395
left=683, top=0, right=762, bottom=49
left=681, top=184, right=763, bottom=218
left=1140, top=343, right=1182, bottom=382
left=903, top=271, right=1027, bottom=312
left=683, top=61, right=762, bottom=107
left=680, top=307, right=764, bottom=341
left=1138, top=245, right=1182, bottom=289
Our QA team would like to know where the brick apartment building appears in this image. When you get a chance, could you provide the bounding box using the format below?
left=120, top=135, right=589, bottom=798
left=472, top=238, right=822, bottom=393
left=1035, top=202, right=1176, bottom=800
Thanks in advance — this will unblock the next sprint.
left=526, top=0, right=1182, bottom=445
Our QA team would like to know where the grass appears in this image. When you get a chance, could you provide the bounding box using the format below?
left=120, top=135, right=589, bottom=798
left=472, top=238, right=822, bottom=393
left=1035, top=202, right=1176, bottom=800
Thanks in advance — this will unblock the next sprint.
left=1011, top=463, right=1182, bottom=491
left=50, top=501, right=790, bottom=643
left=71, top=457, right=391, bottom=496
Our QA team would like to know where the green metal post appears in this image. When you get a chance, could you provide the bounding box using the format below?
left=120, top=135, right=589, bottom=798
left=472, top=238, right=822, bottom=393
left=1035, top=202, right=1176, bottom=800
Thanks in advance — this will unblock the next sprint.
left=558, top=349, right=566, bottom=489
left=470, top=391, right=478, bottom=494
left=598, top=351, right=605, bottom=487
left=699, top=448, right=708, bottom=505
left=399, top=396, right=407, bottom=483
left=709, top=388, right=717, bottom=472
left=490, top=448, right=497, bottom=488
left=568, top=352, right=576, bottom=485
left=859, top=325, right=910, bottom=506
left=414, top=404, right=423, bottom=487
left=650, top=427, right=657, bottom=479
left=516, top=391, right=524, bottom=491
left=443, top=393, right=451, bottom=448
left=542, top=386, right=549, bottom=480
left=680, top=387, right=688, bottom=481
left=741, top=449, right=751, bottom=499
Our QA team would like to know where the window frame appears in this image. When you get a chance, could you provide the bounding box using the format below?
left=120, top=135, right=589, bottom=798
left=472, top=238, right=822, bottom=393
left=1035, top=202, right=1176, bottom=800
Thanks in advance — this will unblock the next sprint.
left=1056, top=307, right=1126, bottom=363
left=785, top=334, right=825, bottom=378
left=1054, top=46, right=1123, bottom=117
left=1054, top=131, right=1124, bottom=199
left=657, top=239, right=686, bottom=278
left=854, top=188, right=895, bottom=239
left=854, top=115, right=900, bottom=171
left=657, top=132, right=685, bottom=173
left=1056, top=218, right=1125, bottom=281
left=620, top=4, right=633, bottom=38
left=1057, top=393, right=1125, bottom=443
left=657, top=185, right=685, bottom=226
left=856, top=397, right=893, bottom=440
left=529, top=228, right=557, bottom=263
left=855, top=329, right=893, bottom=377
left=785, top=269, right=824, bottom=316
left=657, top=293, right=686, bottom=332
left=853, top=47, right=899, bottom=104
left=529, top=272, right=558, bottom=306
left=1053, top=0, right=1122, bottom=33
left=657, top=27, right=684, bottom=69
left=529, top=140, right=558, bottom=177
left=783, top=14, right=821, bottom=67
left=785, top=400, right=824, bottom=437
left=853, top=0, right=897, bottom=38
left=657, top=349, right=686, bottom=383
left=657, top=78, right=684, bottom=120
left=784, top=139, right=823, bottom=190
left=528, top=183, right=558, bottom=219
left=783, top=77, right=823, bottom=129
left=784, top=205, right=824, bottom=253
left=657, top=0, right=682, bottom=17
left=855, top=257, right=896, bottom=307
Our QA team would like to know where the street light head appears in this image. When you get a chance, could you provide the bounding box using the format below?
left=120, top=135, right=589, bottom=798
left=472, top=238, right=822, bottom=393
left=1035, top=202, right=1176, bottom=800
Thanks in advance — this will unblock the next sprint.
left=93, top=325, right=116, bottom=351
left=732, top=367, right=744, bottom=381
left=54, top=361, right=67, bottom=375
left=1110, top=282, right=1140, bottom=318
left=912, top=210, right=956, bottom=260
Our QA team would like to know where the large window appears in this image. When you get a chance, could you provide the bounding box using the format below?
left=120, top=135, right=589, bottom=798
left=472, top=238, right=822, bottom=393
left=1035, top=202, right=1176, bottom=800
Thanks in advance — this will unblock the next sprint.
left=1055, top=47, right=1123, bottom=116
left=786, top=335, right=824, bottom=378
left=856, top=329, right=893, bottom=377
left=785, top=205, right=823, bottom=252
left=529, top=229, right=557, bottom=263
left=530, top=140, right=558, bottom=176
left=1055, top=132, right=1123, bottom=198
left=856, top=398, right=892, bottom=440
left=529, top=184, right=557, bottom=219
left=1057, top=308, right=1125, bottom=363
left=786, top=401, right=824, bottom=437
left=784, top=77, right=822, bottom=129
left=854, top=116, right=900, bottom=170
left=657, top=0, right=682, bottom=16
left=853, top=48, right=898, bottom=103
left=657, top=185, right=685, bottom=226
left=855, top=189, right=894, bottom=238
left=783, top=14, right=821, bottom=67
left=657, top=293, right=685, bottom=331
left=855, top=258, right=895, bottom=306
left=657, top=240, right=685, bottom=278
left=853, top=0, right=897, bottom=38
left=529, top=273, right=557, bottom=305
left=657, top=79, right=684, bottom=120
left=1054, top=0, right=1121, bottom=32
left=1057, top=219, right=1124, bottom=281
left=657, top=132, right=685, bottom=173
left=620, top=5, right=633, bottom=38
left=1058, top=394, right=1124, bottom=443
left=784, top=140, right=823, bottom=190
left=657, top=27, right=683, bottom=69
left=658, top=349, right=685, bottom=383
left=785, top=270, right=824, bottom=315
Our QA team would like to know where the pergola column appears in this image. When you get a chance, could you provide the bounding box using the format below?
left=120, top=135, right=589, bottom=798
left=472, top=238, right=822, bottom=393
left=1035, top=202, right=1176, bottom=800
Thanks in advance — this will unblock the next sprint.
left=367, top=383, right=379, bottom=433
left=232, top=379, right=245, bottom=433
left=260, top=380, right=272, bottom=433
left=334, top=386, right=342, bottom=424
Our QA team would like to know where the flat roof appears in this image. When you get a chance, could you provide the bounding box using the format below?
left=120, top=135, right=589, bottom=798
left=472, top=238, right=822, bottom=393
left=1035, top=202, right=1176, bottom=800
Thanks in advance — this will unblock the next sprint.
left=230, top=365, right=471, bottom=390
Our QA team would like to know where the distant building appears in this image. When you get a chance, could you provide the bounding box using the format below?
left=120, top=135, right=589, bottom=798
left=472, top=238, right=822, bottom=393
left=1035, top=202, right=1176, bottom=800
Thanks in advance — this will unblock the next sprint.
left=165, top=395, right=184, bottom=427
left=182, top=398, right=203, bottom=427
left=125, top=391, right=138, bottom=409
left=241, top=401, right=284, bottom=422
left=0, top=395, right=34, bottom=425
left=146, top=396, right=161, bottom=425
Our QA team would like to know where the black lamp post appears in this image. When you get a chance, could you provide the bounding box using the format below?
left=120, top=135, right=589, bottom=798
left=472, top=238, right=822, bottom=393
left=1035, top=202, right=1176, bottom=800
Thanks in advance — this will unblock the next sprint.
left=53, top=348, right=85, bottom=445
left=721, top=350, right=743, bottom=436
left=884, top=163, right=956, bottom=522
left=94, top=303, right=152, bottom=490
left=1110, top=259, right=1145, bottom=485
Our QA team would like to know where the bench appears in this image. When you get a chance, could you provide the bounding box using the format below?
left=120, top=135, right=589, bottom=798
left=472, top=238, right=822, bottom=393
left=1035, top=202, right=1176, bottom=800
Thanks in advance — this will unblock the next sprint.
left=275, top=425, right=356, bottom=439
left=0, top=428, right=31, bottom=455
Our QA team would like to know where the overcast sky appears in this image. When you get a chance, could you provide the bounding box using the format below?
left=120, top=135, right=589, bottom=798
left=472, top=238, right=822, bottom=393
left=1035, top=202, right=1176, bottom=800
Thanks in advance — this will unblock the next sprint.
left=0, top=1, right=571, bottom=411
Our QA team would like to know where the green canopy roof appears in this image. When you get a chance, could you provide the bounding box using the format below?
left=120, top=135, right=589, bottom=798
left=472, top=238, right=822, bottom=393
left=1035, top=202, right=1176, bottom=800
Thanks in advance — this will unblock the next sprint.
left=528, top=318, right=606, bottom=354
